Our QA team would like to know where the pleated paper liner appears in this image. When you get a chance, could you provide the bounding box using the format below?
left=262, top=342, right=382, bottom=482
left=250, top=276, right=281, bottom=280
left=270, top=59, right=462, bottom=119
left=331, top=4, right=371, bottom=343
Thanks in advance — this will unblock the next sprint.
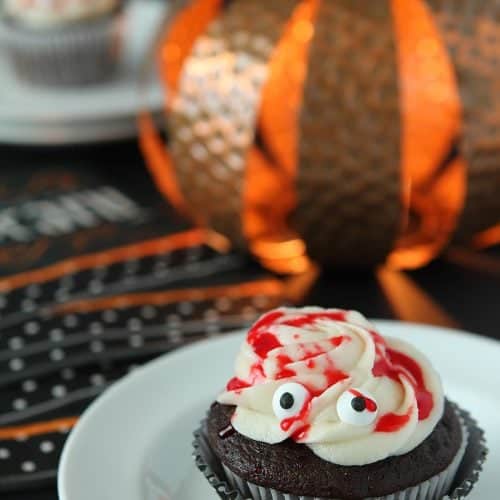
left=426, top=0, right=500, bottom=242
left=0, top=8, right=123, bottom=86
left=193, top=403, right=487, bottom=500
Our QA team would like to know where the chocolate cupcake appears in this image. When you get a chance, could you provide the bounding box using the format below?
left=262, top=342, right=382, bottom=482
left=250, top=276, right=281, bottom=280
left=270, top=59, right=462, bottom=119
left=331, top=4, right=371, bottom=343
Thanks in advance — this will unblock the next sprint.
left=0, top=0, right=123, bottom=86
left=194, top=307, right=487, bottom=499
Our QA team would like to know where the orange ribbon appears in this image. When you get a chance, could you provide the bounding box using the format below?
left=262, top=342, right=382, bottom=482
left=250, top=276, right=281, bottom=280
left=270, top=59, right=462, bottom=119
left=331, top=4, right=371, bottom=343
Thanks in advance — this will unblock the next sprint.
left=53, top=279, right=285, bottom=315
left=244, top=0, right=319, bottom=274
left=0, top=229, right=222, bottom=293
left=388, top=0, right=466, bottom=268
left=0, top=417, right=78, bottom=441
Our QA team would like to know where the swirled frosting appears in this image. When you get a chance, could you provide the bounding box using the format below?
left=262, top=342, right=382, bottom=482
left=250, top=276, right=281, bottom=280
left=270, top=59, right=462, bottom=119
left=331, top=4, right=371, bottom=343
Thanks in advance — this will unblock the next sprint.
left=3, top=0, right=119, bottom=28
left=218, top=307, right=444, bottom=466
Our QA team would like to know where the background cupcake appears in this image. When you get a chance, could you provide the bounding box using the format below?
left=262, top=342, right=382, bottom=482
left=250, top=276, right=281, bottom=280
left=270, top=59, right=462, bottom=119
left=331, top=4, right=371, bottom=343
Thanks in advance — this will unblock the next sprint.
left=195, top=307, right=487, bottom=499
left=0, top=0, right=124, bottom=86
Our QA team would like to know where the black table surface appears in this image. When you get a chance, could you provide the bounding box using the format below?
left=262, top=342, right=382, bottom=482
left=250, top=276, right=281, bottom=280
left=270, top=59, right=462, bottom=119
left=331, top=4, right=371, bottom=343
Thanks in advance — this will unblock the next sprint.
left=1, top=139, right=499, bottom=500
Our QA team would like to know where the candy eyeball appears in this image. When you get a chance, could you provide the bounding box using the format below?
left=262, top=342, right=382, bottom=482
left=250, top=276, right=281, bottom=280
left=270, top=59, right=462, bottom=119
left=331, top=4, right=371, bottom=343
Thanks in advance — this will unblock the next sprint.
left=272, top=382, right=310, bottom=420
left=337, top=388, right=378, bottom=426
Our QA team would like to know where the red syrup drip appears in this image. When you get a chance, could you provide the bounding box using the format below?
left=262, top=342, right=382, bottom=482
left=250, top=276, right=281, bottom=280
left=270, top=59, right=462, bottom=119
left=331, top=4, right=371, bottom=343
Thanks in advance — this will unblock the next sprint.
left=369, top=330, right=433, bottom=432
left=297, top=336, right=349, bottom=363
left=275, top=354, right=295, bottom=379
left=226, top=363, right=265, bottom=392
left=226, top=377, right=250, bottom=391
left=299, top=354, right=349, bottom=399
left=226, top=312, right=285, bottom=391
left=330, top=336, right=346, bottom=347
left=280, top=396, right=312, bottom=432
left=375, top=405, right=414, bottom=432
left=249, top=332, right=282, bottom=359
left=349, top=389, right=377, bottom=412
left=292, top=424, right=310, bottom=441
left=228, top=310, right=434, bottom=436
left=323, top=366, right=349, bottom=392
left=246, top=311, right=284, bottom=359
left=227, top=310, right=351, bottom=395
left=218, top=424, right=236, bottom=439
left=282, top=311, right=347, bottom=327
left=250, top=310, right=285, bottom=331
left=388, top=349, right=433, bottom=420
left=283, top=336, right=349, bottom=376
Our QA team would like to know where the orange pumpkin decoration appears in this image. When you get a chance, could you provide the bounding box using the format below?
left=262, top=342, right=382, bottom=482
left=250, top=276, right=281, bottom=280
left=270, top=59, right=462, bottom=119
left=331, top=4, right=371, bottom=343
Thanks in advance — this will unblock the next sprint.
left=140, top=0, right=500, bottom=272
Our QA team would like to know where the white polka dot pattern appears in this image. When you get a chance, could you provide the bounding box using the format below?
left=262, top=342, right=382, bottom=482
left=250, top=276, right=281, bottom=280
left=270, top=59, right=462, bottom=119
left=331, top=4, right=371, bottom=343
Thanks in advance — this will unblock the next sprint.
left=0, top=239, right=284, bottom=491
left=21, top=461, right=36, bottom=473
left=40, top=441, right=54, bottom=454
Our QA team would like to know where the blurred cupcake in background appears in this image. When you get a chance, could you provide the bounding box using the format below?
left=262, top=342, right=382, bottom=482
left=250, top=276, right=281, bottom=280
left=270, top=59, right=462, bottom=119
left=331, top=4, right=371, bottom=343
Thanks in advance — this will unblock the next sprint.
left=0, top=0, right=124, bottom=86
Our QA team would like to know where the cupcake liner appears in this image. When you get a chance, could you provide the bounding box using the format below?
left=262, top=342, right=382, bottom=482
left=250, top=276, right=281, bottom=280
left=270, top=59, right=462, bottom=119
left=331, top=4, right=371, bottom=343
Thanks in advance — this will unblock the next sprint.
left=446, top=407, right=488, bottom=500
left=193, top=403, right=487, bottom=500
left=0, top=10, right=123, bottom=86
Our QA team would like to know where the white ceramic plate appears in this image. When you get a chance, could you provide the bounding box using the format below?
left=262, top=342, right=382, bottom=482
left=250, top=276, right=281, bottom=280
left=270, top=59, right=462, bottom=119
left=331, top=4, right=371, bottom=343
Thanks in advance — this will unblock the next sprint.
left=58, top=321, right=500, bottom=500
left=0, top=0, right=167, bottom=145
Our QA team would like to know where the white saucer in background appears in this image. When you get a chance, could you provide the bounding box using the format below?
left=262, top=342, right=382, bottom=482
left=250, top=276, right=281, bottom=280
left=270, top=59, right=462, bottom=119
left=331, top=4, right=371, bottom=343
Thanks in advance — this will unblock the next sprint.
left=0, top=0, right=167, bottom=145
left=59, top=321, right=500, bottom=500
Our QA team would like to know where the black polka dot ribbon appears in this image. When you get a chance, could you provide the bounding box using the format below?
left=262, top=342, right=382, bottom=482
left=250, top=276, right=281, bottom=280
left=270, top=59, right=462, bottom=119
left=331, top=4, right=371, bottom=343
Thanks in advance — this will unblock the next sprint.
left=0, top=229, right=244, bottom=330
left=0, top=271, right=287, bottom=491
left=0, top=145, right=295, bottom=494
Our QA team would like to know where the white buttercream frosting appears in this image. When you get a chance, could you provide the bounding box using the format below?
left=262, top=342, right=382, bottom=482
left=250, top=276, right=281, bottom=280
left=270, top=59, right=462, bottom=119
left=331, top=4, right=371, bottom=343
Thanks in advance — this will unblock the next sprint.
left=3, top=0, right=119, bottom=28
left=218, top=307, right=444, bottom=466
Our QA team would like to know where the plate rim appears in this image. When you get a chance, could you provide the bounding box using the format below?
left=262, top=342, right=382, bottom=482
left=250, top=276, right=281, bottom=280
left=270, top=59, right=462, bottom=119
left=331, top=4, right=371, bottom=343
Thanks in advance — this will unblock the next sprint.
left=58, top=319, right=500, bottom=500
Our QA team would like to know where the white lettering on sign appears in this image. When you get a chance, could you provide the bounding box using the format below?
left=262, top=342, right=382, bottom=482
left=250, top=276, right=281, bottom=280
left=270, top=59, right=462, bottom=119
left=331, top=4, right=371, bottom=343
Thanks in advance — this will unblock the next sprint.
left=0, top=186, right=149, bottom=243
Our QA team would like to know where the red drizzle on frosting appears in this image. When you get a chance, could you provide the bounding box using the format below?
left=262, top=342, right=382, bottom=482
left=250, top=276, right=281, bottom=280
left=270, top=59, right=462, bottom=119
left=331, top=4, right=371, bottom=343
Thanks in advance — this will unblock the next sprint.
left=292, top=424, right=310, bottom=441
left=276, top=354, right=295, bottom=379
left=282, top=311, right=347, bottom=327
left=330, top=336, right=346, bottom=347
left=298, top=337, right=348, bottom=360
left=375, top=405, right=414, bottom=432
left=323, top=366, right=349, bottom=391
left=246, top=310, right=284, bottom=358
left=388, top=349, right=433, bottom=420
left=228, top=311, right=351, bottom=394
left=306, top=359, right=316, bottom=369
left=226, top=377, right=250, bottom=392
left=227, top=309, right=433, bottom=437
left=302, top=356, right=349, bottom=398
left=280, top=395, right=312, bottom=433
left=250, top=310, right=284, bottom=332
left=370, top=329, right=433, bottom=430
left=349, top=389, right=377, bottom=412
left=249, top=332, right=282, bottom=359
left=226, top=362, right=265, bottom=392
left=249, top=363, right=265, bottom=382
